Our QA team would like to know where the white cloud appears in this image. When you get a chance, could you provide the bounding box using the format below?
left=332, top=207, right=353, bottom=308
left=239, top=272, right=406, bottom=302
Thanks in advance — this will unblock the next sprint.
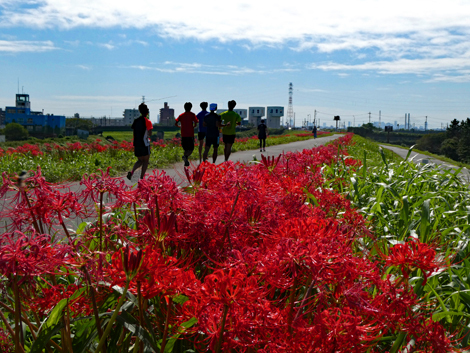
left=76, top=64, right=91, bottom=70
left=2, top=1, right=470, bottom=44
left=54, top=95, right=137, bottom=102
left=2, top=1, right=470, bottom=78
left=0, top=40, right=57, bottom=52
left=312, top=56, right=470, bottom=76
left=122, top=61, right=290, bottom=75
left=97, top=42, right=115, bottom=50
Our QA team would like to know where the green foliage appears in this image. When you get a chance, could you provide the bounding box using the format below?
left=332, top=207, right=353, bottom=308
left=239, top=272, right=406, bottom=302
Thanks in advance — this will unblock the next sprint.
left=437, top=118, right=470, bottom=163
left=345, top=135, right=470, bottom=347
left=66, top=117, right=94, bottom=132
left=5, top=122, right=29, bottom=141
left=415, top=132, right=446, bottom=154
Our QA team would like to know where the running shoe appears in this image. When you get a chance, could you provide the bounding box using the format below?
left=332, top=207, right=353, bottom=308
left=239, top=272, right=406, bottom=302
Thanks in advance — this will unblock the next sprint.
left=126, top=172, right=132, bottom=180
left=182, top=155, right=190, bottom=166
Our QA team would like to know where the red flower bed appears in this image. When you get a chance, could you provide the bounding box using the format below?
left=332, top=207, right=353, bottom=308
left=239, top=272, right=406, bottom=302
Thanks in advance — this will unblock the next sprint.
left=0, top=134, right=453, bottom=352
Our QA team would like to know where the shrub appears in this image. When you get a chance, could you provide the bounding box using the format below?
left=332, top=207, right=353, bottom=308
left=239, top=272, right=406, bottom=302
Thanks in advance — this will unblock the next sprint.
left=5, top=122, right=29, bottom=141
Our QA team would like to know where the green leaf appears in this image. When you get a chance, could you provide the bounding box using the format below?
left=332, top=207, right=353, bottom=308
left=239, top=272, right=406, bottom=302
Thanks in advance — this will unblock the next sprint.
left=173, top=294, right=190, bottom=305
left=31, top=287, right=87, bottom=352
left=432, top=311, right=470, bottom=322
left=115, top=311, right=159, bottom=351
left=161, top=317, right=198, bottom=353
left=420, top=199, right=430, bottom=240
left=30, top=300, right=67, bottom=353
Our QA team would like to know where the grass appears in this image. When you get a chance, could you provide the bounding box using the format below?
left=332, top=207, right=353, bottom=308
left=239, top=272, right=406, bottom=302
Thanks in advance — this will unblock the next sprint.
left=339, top=135, right=470, bottom=348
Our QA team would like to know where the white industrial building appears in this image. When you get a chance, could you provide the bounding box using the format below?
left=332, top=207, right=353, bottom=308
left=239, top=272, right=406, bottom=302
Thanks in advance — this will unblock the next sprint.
left=217, top=108, right=247, bottom=118
left=266, top=106, right=284, bottom=129
left=248, top=107, right=265, bottom=126
left=123, top=109, right=140, bottom=125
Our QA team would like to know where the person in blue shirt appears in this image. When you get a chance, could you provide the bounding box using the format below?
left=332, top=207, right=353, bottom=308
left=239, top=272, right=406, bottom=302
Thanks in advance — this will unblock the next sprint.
left=197, top=102, right=209, bottom=163
left=203, top=103, right=223, bottom=163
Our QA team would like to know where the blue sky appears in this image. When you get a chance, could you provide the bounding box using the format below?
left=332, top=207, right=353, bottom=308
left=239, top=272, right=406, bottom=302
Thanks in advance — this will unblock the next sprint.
left=1, top=0, right=470, bottom=129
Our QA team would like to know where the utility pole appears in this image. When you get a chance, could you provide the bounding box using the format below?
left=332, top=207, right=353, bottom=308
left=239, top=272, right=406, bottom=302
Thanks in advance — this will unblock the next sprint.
left=369, top=112, right=371, bottom=124
left=314, top=110, right=317, bottom=126
left=425, top=116, right=428, bottom=131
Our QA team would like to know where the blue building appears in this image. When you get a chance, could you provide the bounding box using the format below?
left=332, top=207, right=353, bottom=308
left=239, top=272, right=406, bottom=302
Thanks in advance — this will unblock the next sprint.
left=4, top=94, right=66, bottom=135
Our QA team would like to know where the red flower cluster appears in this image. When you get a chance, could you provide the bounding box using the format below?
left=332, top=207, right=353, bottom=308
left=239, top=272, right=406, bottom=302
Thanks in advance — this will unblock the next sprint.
left=0, top=133, right=454, bottom=352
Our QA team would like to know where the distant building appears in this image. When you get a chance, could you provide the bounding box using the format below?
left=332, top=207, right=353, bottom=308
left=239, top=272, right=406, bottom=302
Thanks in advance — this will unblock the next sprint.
left=0, top=108, right=4, bottom=125
left=80, top=116, right=126, bottom=127
left=217, top=109, right=248, bottom=124
left=248, top=107, right=265, bottom=126
left=4, top=94, right=66, bottom=135
left=123, top=108, right=140, bottom=125
left=266, top=106, right=284, bottom=128
left=159, top=102, right=175, bottom=126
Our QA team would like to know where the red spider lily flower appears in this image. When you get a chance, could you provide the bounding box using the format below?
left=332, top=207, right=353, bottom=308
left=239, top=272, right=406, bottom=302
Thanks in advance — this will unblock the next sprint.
left=135, top=170, right=182, bottom=212
left=184, top=165, right=206, bottom=187
left=28, top=283, right=94, bottom=317
left=121, top=245, right=143, bottom=281
left=260, top=153, right=281, bottom=172
left=141, top=210, right=176, bottom=242
left=1, top=168, right=86, bottom=232
left=246, top=204, right=262, bottom=225
left=385, top=240, right=441, bottom=284
left=106, top=246, right=199, bottom=299
left=80, top=166, right=133, bottom=209
left=0, top=327, right=14, bottom=353
left=412, top=317, right=453, bottom=352
left=0, top=232, right=72, bottom=283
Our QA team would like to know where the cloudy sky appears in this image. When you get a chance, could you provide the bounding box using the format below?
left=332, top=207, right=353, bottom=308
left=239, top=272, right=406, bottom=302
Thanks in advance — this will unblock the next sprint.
left=1, top=0, right=470, bottom=128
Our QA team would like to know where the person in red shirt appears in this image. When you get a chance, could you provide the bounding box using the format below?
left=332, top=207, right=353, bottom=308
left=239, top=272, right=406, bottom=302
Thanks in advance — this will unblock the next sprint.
left=175, top=102, right=198, bottom=166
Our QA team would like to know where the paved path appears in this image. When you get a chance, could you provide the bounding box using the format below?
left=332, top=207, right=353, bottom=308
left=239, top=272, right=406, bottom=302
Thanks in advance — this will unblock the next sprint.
left=0, top=134, right=343, bottom=230
left=380, top=145, right=470, bottom=183
left=127, top=134, right=343, bottom=185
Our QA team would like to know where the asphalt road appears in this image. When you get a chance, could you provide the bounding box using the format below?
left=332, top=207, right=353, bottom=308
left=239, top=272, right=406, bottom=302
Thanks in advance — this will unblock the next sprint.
left=128, top=134, right=344, bottom=185
left=0, top=134, right=343, bottom=231
left=380, top=145, right=470, bottom=183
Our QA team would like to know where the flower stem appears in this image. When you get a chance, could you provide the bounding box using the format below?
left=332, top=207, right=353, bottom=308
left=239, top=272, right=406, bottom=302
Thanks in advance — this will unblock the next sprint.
left=13, top=275, right=24, bottom=351
left=215, top=304, right=229, bottom=353
left=84, top=267, right=105, bottom=352
left=96, top=280, right=130, bottom=353
left=160, top=297, right=172, bottom=353
left=99, top=191, right=104, bottom=251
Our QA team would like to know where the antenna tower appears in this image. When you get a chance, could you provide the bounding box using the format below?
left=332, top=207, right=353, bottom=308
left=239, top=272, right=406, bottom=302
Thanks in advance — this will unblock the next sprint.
left=287, top=82, right=294, bottom=127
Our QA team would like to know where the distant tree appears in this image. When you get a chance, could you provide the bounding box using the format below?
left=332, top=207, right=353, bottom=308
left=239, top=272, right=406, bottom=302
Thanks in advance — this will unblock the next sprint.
left=5, top=122, right=29, bottom=141
left=457, top=118, right=470, bottom=163
left=446, top=119, right=461, bottom=139
left=440, top=137, right=460, bottom=161
left=66, top=118, right=94, bottom=132
left=415, top=132, right=446, bottom=155
left=361, top=122, right=381, bottom=131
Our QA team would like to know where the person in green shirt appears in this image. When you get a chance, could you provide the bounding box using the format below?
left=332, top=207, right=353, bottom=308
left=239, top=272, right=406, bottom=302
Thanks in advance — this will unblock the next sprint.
left=220, top=100, right=242, bottom=162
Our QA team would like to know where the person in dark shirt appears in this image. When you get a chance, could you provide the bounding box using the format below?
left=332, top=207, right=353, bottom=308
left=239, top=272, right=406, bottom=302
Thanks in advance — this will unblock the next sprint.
left=203, top=103, right=222, bottom=163
left=312, top=125, right=317, bottom=138
left=257, top=119, right=268, bottom=152
left=197, top=102, right=209, bottom=163
left=127, top=103, right=153, bottom=180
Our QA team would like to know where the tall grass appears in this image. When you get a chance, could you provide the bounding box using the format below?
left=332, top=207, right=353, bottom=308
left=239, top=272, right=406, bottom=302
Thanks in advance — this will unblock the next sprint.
left=343, top=135, right=470, bottom=348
